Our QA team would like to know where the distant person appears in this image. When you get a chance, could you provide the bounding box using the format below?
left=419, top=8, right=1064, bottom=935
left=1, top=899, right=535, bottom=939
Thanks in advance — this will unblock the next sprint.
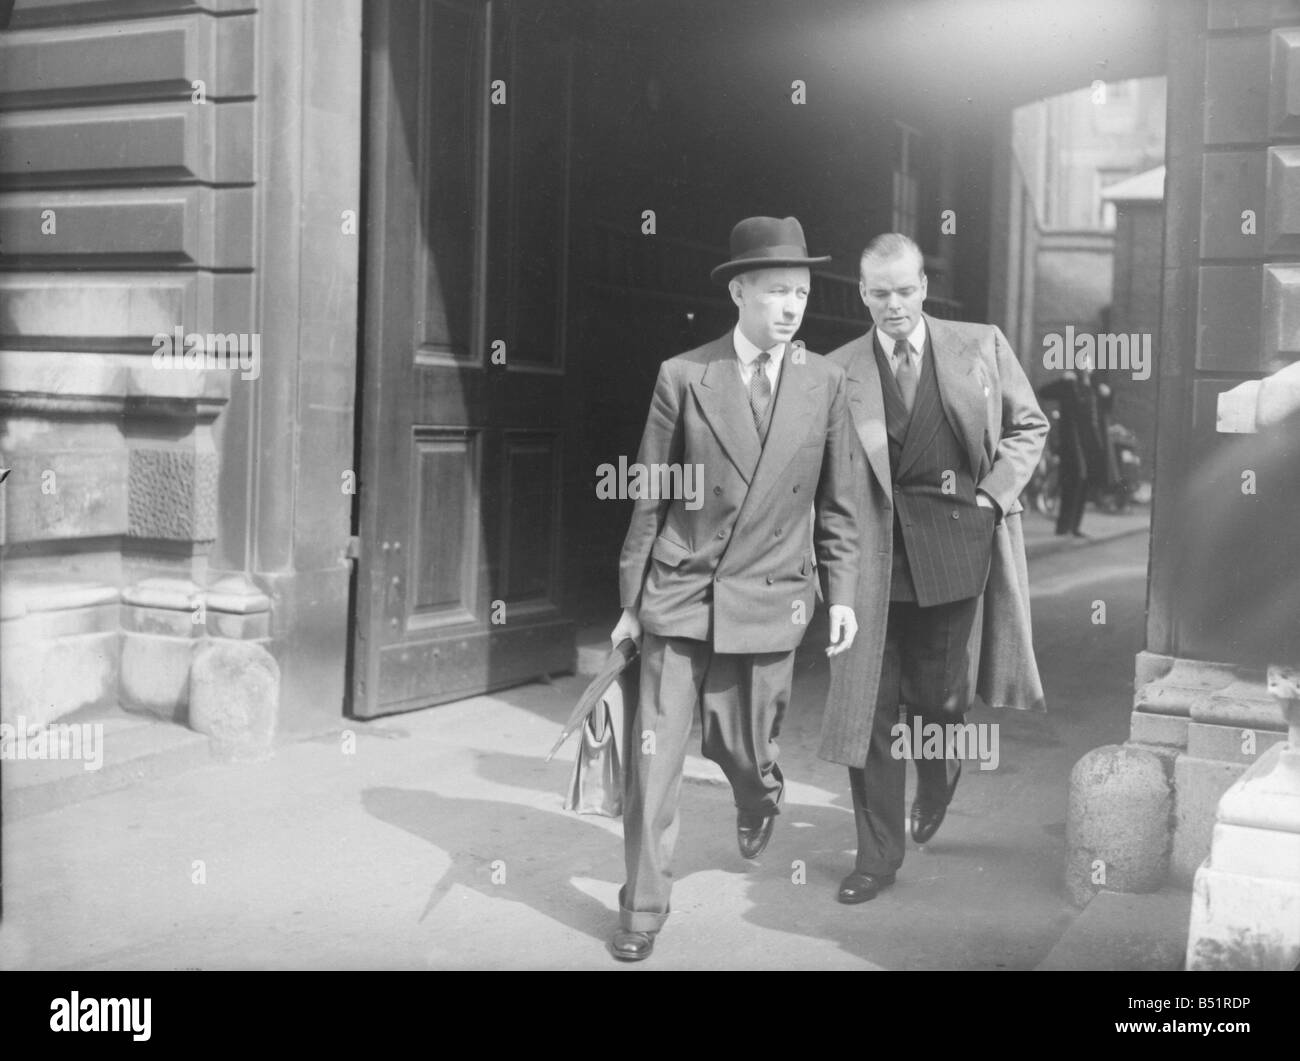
left=1040, top=367, right=1106, bottom=536
left=1090, top=371, right=1119, bottom=501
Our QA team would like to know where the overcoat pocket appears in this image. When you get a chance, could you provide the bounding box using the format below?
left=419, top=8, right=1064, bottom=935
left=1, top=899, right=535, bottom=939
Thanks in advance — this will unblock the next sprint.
left=651, top=535, right=691, bottom=567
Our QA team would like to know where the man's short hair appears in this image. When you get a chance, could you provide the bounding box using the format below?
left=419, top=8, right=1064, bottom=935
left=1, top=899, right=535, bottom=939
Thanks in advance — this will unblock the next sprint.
left=859, top=233, right=925, bottom=279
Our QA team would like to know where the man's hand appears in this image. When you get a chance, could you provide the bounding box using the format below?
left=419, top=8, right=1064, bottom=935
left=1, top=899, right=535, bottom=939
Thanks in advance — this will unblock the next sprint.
left=976, top=491, right=1001, bottom=521
left=826, top=604, right=857, bottom=657
left=611, top=607, right=642, bottom=648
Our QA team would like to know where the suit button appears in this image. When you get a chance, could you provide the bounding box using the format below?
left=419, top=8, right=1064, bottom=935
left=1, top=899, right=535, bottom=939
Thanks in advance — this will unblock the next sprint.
left=775, top=528, right=782, bottom=537
left=952, top=511, right=960, bottom=520
left=713, top=485, right=722, bottom=495
left=716, top=529, right=726, bottom=538
left=715, top=576, right=722, bottom=583
left=792, top=485, right=799, bottom=493
left=765, top=575, right=774, bottom=584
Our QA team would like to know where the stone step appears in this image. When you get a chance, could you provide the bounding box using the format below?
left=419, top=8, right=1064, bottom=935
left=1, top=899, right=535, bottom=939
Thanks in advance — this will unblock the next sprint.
left=2, top=705, right=213, bottom=821
left=1037, top=887, right=1193, bottom=970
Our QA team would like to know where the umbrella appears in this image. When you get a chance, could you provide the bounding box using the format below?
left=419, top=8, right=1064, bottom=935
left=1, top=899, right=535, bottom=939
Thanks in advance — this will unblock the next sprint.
left=544, top=637, right=638, bottom=762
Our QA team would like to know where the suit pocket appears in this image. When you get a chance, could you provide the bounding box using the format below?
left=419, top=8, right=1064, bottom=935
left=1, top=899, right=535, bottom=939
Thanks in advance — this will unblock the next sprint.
left=651, top=534, right=691, bottom=568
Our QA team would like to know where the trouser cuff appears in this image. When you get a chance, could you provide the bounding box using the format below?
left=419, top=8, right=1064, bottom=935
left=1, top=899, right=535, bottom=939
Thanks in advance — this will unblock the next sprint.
left=619, top=903, right=669, bottom=934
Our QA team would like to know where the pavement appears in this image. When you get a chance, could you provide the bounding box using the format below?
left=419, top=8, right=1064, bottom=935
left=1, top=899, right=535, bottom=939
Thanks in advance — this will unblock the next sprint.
left=1017, top=502, right=1150, bottom=561
left=0, top=507, right=1173, bottom=970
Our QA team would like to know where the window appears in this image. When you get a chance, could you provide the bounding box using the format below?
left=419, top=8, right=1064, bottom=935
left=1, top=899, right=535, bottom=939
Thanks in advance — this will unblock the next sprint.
left=1096, top=168, right=1128, bottom=230
left=892, top=121, right=921, bottom=239
left=417, top=0, right=572, bottom=368
left=485, top=1, right=572, bottom=368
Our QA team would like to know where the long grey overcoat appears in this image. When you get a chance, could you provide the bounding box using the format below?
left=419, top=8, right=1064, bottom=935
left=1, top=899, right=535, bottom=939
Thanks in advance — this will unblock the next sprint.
left=819, top=316, right=1049, bottom=767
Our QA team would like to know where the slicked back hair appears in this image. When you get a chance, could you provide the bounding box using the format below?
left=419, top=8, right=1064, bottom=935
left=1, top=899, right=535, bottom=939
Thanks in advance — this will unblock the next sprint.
left=859, top=233, right=925, bottom=281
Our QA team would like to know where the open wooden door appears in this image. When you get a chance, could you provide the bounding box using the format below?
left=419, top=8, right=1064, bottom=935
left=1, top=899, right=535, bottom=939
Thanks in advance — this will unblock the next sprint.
left=353, top=0, right=576, bottom=717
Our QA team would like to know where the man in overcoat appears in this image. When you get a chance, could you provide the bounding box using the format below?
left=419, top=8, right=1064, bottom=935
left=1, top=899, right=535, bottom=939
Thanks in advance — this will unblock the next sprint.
left=821, top=233, right=1048, bottom=904
left=1039, top=367, right=1105, bottom=536
left=608, top=216, right=861, bottom=960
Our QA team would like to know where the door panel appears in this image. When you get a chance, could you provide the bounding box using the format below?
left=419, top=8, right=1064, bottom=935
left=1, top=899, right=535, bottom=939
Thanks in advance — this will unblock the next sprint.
left=355, top=0, right=575, bottom=717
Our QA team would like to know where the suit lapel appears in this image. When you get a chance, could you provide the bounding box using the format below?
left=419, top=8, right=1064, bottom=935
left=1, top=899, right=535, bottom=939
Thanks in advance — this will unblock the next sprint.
left=927, top=315, right=990, bottom=482
left=741, top=341, right=817, bottom=510
left=873, top=341, right=909, bottom=448
left=689, top=335, right=761, bottom=483
left=844, top=330, right=892, bottom=492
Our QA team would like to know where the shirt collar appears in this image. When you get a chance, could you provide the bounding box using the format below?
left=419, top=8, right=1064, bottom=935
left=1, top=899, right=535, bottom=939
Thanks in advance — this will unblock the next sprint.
left=877, top=317, right=928, bottom=360
left=733, top=325, right=785, bottom=367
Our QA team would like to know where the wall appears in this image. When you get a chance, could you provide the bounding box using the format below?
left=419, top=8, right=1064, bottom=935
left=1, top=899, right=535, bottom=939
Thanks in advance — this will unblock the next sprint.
left=1128, top=0, right=1300, bottom=883
left=0, top=0, right=362, bottom=735
left=1029, top=230, right=1116, bottom=389
left=1108, top=198, right=1164, bottom=475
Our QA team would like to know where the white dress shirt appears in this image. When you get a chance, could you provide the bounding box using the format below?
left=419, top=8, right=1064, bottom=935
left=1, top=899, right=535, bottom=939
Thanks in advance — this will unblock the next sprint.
left=876, top=318, right=927, bottom=377
left=733, top=325, right=783, bottom=391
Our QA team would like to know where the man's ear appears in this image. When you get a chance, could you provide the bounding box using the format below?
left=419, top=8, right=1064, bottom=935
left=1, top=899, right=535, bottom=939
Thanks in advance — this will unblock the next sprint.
left=858, top=280, right=869, bottom=307
left=729, top=278, right=745, bottom=308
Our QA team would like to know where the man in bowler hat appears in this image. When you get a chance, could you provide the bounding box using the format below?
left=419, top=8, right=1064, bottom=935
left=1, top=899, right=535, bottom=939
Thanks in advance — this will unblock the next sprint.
left=608, top=216, right=861, bottom=961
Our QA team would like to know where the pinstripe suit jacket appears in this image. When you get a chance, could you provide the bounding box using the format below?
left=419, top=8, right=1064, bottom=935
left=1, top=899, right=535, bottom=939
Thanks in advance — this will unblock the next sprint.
left=819, top=316, right=1049, bottom=766
left=875, top=333, right=997, bottom=604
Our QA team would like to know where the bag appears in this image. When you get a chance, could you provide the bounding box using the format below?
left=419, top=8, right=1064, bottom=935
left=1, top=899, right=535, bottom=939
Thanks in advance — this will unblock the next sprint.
left=563, top=664, right=636, bottom=817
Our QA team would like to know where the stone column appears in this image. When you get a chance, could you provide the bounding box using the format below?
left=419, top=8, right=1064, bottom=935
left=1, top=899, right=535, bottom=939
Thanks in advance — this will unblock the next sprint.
left=1066, top=0, right=1300, bottom=911
left=217, top=0, right=362, bottom=734
left=1186, top=367, right=1300, bottom=968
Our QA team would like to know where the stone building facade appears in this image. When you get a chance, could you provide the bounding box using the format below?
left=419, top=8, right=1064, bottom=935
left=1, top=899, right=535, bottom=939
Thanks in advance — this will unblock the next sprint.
left=1, top=0, right=359, bottom=741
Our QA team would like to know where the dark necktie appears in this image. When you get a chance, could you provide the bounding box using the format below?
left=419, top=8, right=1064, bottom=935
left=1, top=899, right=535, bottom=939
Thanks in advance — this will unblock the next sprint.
left=748, top=351, right=772, bottom=432
left=894, top=341, right=918, bottom=413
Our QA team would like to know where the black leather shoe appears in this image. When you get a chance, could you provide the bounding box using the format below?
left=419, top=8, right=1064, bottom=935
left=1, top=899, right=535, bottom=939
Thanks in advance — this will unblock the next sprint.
left=911, top=761, right=962, bottom=844
left=837, top=871, right=896, bottom=904
left=737, top=809, right=775, bottom=860
left=608, top=929, right=656, bottom=962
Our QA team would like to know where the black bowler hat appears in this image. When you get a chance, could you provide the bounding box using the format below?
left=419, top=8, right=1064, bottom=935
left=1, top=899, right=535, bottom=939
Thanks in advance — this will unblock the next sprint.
left=710, top=215, right=831, bottom=284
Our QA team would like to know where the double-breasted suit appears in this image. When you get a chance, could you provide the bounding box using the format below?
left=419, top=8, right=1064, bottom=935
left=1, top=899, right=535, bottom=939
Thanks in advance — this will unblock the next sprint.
left=619, top=333, right=859, bottom=646
left=821, top=314, right=1048, bottom=877
left=617, top=330, right=859, bottom=933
